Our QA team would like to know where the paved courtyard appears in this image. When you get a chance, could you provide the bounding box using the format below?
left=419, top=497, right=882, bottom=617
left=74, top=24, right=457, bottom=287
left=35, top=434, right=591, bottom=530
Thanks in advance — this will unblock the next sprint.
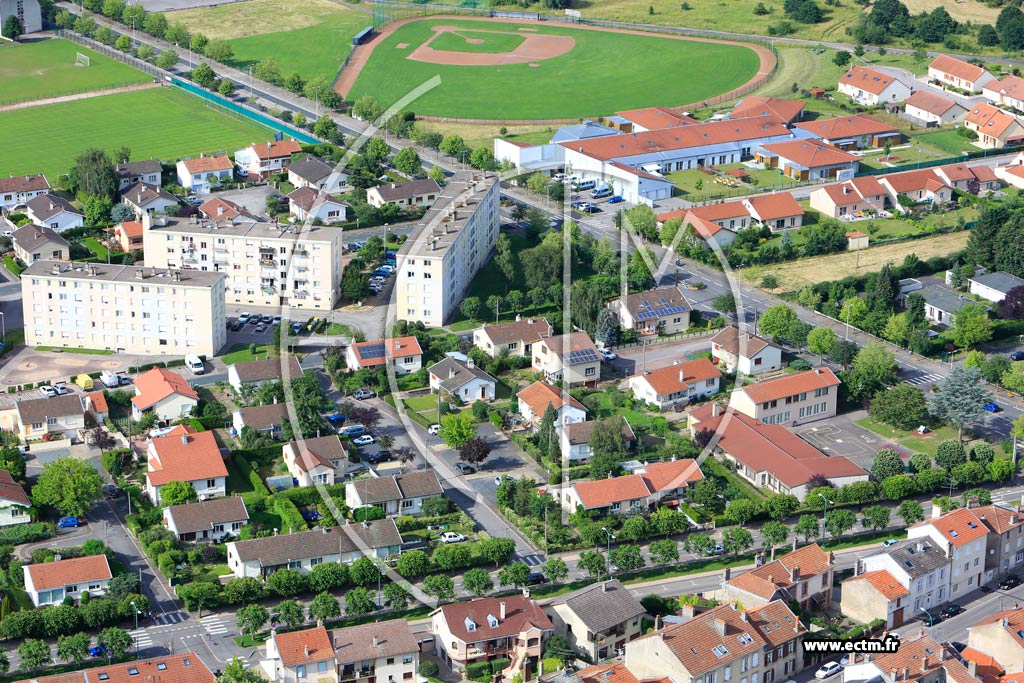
left=794, top=412, right=897, bottom=469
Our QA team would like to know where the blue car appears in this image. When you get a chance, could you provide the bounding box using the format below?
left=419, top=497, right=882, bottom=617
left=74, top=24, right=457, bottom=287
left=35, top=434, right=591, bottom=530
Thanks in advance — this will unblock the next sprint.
left=326, top=412, right=346, bottom=424
left=608, top=195, right=624, bottom=204
left=58, top=517, right=79, bottom=528
left=371, top=269, right=391, bottom=278
left=984, top=401, right=1002, bottom=413
left=89, top=646, right=107, bottom=658
left=291, top=323, right=303, bottom=335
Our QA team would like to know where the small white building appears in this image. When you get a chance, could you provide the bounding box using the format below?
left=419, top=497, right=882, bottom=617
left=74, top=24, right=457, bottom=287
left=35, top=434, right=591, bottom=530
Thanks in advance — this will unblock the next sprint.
left=709, top=326, right=782, bottom=375
left=628, top=357, right=722, bottom=409
left=428, top=356, right=497, bottom=403
left=969, top=271, right=1024, bottom=303
left=907, top=506, right=990, bottom=602
left=228, top=357, right=303, bottom=393
left=287, top=156, right=345, bottom=193
left=15, top=394, right=85, bottom=442
left=282, top=435, right=348, bottom=487
left=24, top=555, right=112, bottom=607
left=0, top=174, right=49, bottom=210
left=606, top=288, right=691, bottom=336
left=345, top=470, right=444, bottom=517
left=904, top=90, right=968, bottom=126
left=0, top=471, right=31, bottom=528
left=366, top=179, right=441, bottom=209
left=262, top=626, right=338, bottom=683
left=330, top=620, right=420, bottom=683
left=131, top=367, right=199, bottom=422
left=929, top=54, right=996, bottom=93
left=163, top=497, right=249, bottom=543
left=288, top=187, right=348, bottom=223
left=115, top=160, right=162, bottom=192
left=472, top=317, right=552, bottom=359
left=984, top=74, right=1024, bottom=111
left=145, top=426, right=228, bottom=505
left=234, top=140, right=303, bottom=178
left=25, top=194, right=83, bottom=232
left=346, top=337, right=423, bottom=375
left=837, top=66, right=912, bottom=106
left=517, top=381, right=587, bottom=428
left=558, top=417, right=635, bottom=463
left=122, top=182, right=179, bottom=215
left=176, top=155, right=234, bottom=193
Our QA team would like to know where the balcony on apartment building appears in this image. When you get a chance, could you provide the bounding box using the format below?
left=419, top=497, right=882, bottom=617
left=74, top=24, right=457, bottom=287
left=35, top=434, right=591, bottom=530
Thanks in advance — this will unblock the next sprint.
left=339, top=664, right=375, bottom=683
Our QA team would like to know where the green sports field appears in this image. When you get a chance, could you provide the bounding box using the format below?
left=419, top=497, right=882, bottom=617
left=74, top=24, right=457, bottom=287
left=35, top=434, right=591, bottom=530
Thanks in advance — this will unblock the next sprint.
left=0, top=39, right=151, bottom=106
left=347, top=18, right=761, bottom=120
left=0, top=87, right=273, bottom=180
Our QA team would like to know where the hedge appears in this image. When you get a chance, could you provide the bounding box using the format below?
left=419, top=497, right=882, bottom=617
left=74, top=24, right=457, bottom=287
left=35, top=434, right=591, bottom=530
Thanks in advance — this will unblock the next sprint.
left=0, top=522, right=53, bottom=545
left=273, top=496, right=308, bottom=533
left=276, top=483, right=348, bottom=506
left=234, top=454, right=270, bottom=498
left=466, top=662, right=491, bottom=682
left=490, top=658, right=510, bottom=674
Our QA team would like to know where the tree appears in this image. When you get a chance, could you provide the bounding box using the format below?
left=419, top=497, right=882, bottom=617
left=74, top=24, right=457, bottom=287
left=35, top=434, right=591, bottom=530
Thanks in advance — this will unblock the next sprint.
left=0, top=652, right=8, bottom=677
left=870, top=449, right=905, bottom=482
left=394, top=147, right=422, bottom=177
left=344, top=587, right=376, bottom=615
left=725, top=498, right=758, bottom=526
left=870, top=384, right=927, bottom=430
left=883, top=313, right=911, bottom=347
left=69, top=148, right=119, bottom=201
left=462, top=567, right=494, bottom=597
left=253, top=56, right=282, bottom=83
left=348, top=557, right=380, bottom=587
left=382, top=583, right=410, bottom=612
left=998, top=286, right=1024, bottom=320
left=683, top=533, right=712, bottom=556
left=469, top=147, right=497, bottom=170
left=979, top=23, right=1000, bottom=45
left=179, top=582, right=221, bottom=616
left=759, top=305, right=798, bottom=340
left=460, top=296, right=482, bottom=321
left=833, top=50, right=851, bottom=66
left=440, top=411, right=476, bottom=449
left=881, top=474, right=916, bottom=500
left=314, top=115, right=338, bottom=141
left=691, top=478, right=725, bottom=515
left=928, top=366, right=990, bottom=441
left=499, top=562, right=531, bottom=588
left=610, top=544, right=645, bottom=571
left=826, top=509, right=857, bottom=538
left=32, top=457, right=103, bottom=516
left=543, top=557, right=569, bottom=582
left=236, top=604, right=269, bottom=636
left=219, top=658, right=264, bottom=683
left=894, top=500, right=924, bottom=526
left=480, top=537, right=516, bottom=567
left=308, top=592, right=341, bottom=622
left=115, top=33, right=131, bottom=51
left=847, top=344, right=899, bottom=403
left=439, top=135, right=467, bottom=158
left=589, top=418, right=627, bottom=479
left=649, top=539, right=679, bottom=565
left=205, top=39, right=233, bottom=62
left=459, top=436, right=492, bottom=465
left=351, top=95, right=382, bottom=121
left=428, top=165, right=445, bottom=185
left=155, top=48, right=179, bottom=70
left=57, top=632, right=90, bottom=665
left=97, top=627, right=134, bottom=660
left=2, top=14, right=23, bottom=37
left=722, top=527, right=754, bottom=556
left=1002, top=362, right=1024, bottom=395
left=160, top=480, right=197, bottom=506
left=577, top=550, right=607, bottom=579
left=18, top=639, right=52, bottom=670
left=395, top=550, right=430, bottom=578
left=218, top=78, right=235, bottom=97
left=761, top=521, right=790, bottom=551
left=191, top=62, right=217, bottom=88
left=650, top=506, right=688, bottom=535
left=423, top=575, right=455, bottom=604
left=712, top=294, right=737, bottom=315
left=947, top=303, right=993, bottom=349
left=763, top=493, right=799, bottom=521
left=861, top=505, right=891, bottom=531
left=796, top=514, right=820, bottom=542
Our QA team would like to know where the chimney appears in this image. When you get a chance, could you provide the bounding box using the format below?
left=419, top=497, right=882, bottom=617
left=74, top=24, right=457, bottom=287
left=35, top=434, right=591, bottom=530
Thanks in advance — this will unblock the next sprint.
left=903, top=668, right=910, bottom=681
left=54, top=554, right=62, bottom=561
left=967, top=496, right=980, bottom=509
left=931, top=503, right=943, bottom=519
left=790, top=565, right=800, bottom=582
left=516, top=314, right=522, bottom=322
left=395, top=340, right=402, bottom=349
left=654, top=615, right=661, bottom=631
left=373, top=636, right=379, bottom=648
left=843, top=186, right=851, bottom=195
left=712, top=403, right=719, bottom=418
left=713, top=617, right=727, bottom=636
left=1004, top=617, right=1010, bottom=628
left=142, top=213, right=152, bottom=230
left=467, top=357, right=475, bottom=369
left=968, top=661, right=977, bottom=678
left=304, top=645, right=309, bottom=658
left=180, top=433, right=188, bottom=445
left=921, top=657, right=929, bottom=672
left=916, top=541, right=925, bottom=552
left=602, top=582, right=608, bottom=593
left=449, top=367, right=456, bottom=380
left=815, top=367, right=822, bottom=374
left=500, top=601, right=506, bottom=620
left=890, top=668, right=898, bottom=681
left=740, top=611, right=748, bottom=622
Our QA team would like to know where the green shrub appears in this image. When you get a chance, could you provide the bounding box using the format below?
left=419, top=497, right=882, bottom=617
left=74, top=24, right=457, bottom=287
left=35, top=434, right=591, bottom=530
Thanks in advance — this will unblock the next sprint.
left=490, top=658, right=510, bottom=674
left=0, top=523, right=53, bottom=545
left=273, top=496, right=308, bottom=532
left=466, top=662, right=491, bottom=682
left=419, top=662, right=439, bottom=678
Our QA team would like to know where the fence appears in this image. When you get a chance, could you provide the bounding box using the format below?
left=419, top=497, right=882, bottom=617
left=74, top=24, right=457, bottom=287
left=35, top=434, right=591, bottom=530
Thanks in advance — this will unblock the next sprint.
left=0, top=80, right=152, bottom=108
left=857, top=142, right=1024, bottom=177
left=56, top=29, right=165, bottom=79
left=612, top=326, right=717, bottom=351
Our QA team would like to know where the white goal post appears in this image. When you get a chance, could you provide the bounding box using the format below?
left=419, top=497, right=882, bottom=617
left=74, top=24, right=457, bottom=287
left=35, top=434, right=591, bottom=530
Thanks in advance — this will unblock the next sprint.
left=75, top=52, right=91, bottom=66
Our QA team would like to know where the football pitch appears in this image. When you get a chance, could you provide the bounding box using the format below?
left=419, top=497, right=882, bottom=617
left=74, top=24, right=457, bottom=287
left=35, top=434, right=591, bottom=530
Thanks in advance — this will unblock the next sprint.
left=0, top=87, right=274, bottom=180
left=0, top=39, right=151, bottom=106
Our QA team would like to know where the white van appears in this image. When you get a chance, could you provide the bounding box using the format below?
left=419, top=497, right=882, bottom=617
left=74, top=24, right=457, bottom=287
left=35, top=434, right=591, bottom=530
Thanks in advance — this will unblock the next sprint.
left=184, top=354, right=205, bottom=375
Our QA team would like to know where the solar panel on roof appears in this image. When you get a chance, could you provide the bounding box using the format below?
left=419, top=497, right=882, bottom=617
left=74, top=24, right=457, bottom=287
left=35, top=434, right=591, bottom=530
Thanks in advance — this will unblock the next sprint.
left=567, top=349, right=598, bottom=364
left=359, top=342, right=386, bottom=359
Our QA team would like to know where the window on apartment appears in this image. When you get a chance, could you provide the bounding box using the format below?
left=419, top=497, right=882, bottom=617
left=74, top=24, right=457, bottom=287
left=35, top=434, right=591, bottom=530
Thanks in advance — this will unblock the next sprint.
left=402, top=499, right=414, bottom=509
left=31, top=422, right=42, bottom=430
left=206, top=479, right=216, bottom=488
left=297, top=666, right=306, bottom=679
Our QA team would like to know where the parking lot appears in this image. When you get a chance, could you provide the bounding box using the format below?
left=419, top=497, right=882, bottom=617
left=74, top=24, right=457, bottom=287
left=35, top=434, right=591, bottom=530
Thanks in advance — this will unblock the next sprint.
left=794, top=413, right=893, bottom=469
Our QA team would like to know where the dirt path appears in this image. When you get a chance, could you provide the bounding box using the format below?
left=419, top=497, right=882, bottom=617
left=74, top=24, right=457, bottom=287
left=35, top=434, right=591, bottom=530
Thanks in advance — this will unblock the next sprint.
left=0, top=81, right=160, bottom=112
left=333, top=14, right=777, bottom=120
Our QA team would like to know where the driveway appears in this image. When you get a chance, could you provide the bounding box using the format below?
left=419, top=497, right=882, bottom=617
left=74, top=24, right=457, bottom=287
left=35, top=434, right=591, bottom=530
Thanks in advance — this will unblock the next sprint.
left=609, top=334, right=716, bottom=375
left=793, top=413, right=894, bottom=469
left=208, top=185, right=279, bottom=218
left=0, top=346, right=160, bottom=387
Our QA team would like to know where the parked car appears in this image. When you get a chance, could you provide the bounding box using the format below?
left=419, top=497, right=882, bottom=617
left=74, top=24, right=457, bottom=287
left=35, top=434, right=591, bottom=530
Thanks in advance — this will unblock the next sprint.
left=89, top=646, right=108, bottom=658
left=272, top=315, right=282, bottom=325
left=238, top=313, right=251, bottom=324
left=428, top=424, right=441, bottom=435
left=942, top=604, right=965, bottom=618
left=38, top=386, right=58, bottom=399
left=353, top=434, right=375, bottom=446
left=984, top=401, right=1002, bottom=413
left=882, top=539, right=899, bottom=547
left=58, top=517, right=79, bottom=528
left=607, top=195, right=624, bottom=204
left=255, top=323, right=266, bottom=333
left=439, top=531, right=466, bottom=544
left=248, top=314, right=261, bottom=325
left=100, top=370, right=130, bottom=388
left=291, top=323, right=304, bottom=335
left=1001, top=575, right=1022, bottom=590
left=300, top=508, right=321, bottom=522
left=102, top=485, right=120, bottom=499
left=815, top=663, right=842, bottom=679
left=599, top=348, right=618, bottom=361
left=53, top=382, right=70, bottom=395
left=229, top=319, right=244, bottom=331
left=326, top=412, right=346, bottom=425
left=706, top=543, right=725, bottom=556
left=582, top=204, right=601, bottom=214
left=495, top=475, right=516, bottom=487
left=353, top=389, right=376, bottom=400
left=527, top=572, right=546, bottom=586
left=455, top=463, right=476, bottom=475
left=1011, top=351, right=1024, bottom=361
left=339, top=424, right=366, bottom=436
left=185, top=195, right=202, bottom=206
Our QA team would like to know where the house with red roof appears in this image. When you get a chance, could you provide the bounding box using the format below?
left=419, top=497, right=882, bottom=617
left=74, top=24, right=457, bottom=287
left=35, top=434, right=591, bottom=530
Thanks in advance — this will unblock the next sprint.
left=234, top=139, right=303, bottom=179
left=841, top=569, right=911, bottom=628
left=904, top=90, right=968, bottom=126
left=794, top=114, right=902, bottom=150
left=628, top=357, right=722, bottom=409
left=262, top=626, right=338, bottom=683
left=984, top=74, right=1024, bottom=111
left=967, top=609, right=1024, bottom=675
left=606, top=288, right=691, bottom=336
left=730, top=96, right=806, bottom=125
left=24, top=554, right=112, bottom=606
left=908, top=505, right=991, bottom=601
left=742, top=192, right=804, bottom=230
left=809, top=176, right=889, bottom=219
left=517, top=381, right=587, bottom=428
left=0, top=174, right=50, bottom=211
left=560, top=458, right=704, bottom=515
left=198, top=197, right=253, bottom=223
left=346, top=337, right=423, bottom=375
left=721, top=543, right=835, bottom=610
left=935, top=163, right=1001, bottom=193
left=176, top=154, right=234, bottom=193
left=729, top=367, right=841, bottom=426
left=145, top=425, right=227, bottom=505
left=113, top=218, right=144, bottom=252
left=879, top=168, right=953, bottom=210
left=756, top=139, right=860, bottom=181
left=131, top=367, right=199, bottom=422
left=839, top=634, right=977, bottom=683
left=929, top=54, right=996, bottom=93
left=14, top=653, right=215, bottom=683
left=681, top=211, right=739, bottom=247
left=838, top=66, right=912, bottom=106
left=282, top=435, right=348, bottom=487
left=613, top=106, right=699, bottom=132
left=966, top=102, right=1024, bottom=149
left=689, top=405, right=866, bottom=500
left=431, top=595, right=554, bottom=677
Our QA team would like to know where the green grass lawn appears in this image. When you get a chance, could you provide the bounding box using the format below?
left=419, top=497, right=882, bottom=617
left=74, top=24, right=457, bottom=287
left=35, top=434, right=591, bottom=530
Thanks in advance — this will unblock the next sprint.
left=0, top=38, right=150, bottom=106
left=430, top=29, right=526, bottom=54
left=220, top=343, right=278, bottom=365
left=194, top=563, right=232, bottom=582
left=35, top=346, right=113, bottom=355
left=249, top=509, right=285, bottom=533
left=349, top=18, right=761, bottom=119
left=403, top=395, right=438, bottom=412
left=0, top=87, right=274, bottom=180
left=854, top=416, right=960, bottom=457
left=225, top=459, right=255, bottom=495
left=322, top=323, right=351, bottom=336
left=3, top=256, right=24, bottom=277
left=83, top=237, right=109, bottom=261
left=911, top=128, right=979, bottom=156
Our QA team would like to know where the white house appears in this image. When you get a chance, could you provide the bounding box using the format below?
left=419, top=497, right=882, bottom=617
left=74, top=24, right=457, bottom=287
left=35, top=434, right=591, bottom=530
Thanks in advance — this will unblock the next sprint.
left=288, top=187, right=348, bottom=223
left=709, top=326, right=782, bottom=375
left=163, top=497, right=249, bottom=543
left=115, top=160, right=162, bottom=192
left=907, top=506, right=990, bottom=602
left=969, top=271, right=1024, bottom=303
left=176, top=155, right=234, bottom=193
left=851, top=536, right=951, bottom=625
left=560, top=459, right=704, bottom=515
left=0, top=174, right=49, bottom=210
left=282, top=436, right=348, bottom=487
left=904, top=90, right=968, bottom=126
left=919, top=285, right=976, bottom=326
left=559, top=417, right=635, bottom=463
left=428, top=356, right=497, bottom=403
left=929, top=54, right=996, bottom=93
left=287, top=156, right=345, bottom=193
left=606, top=288, right=691, bottom=336
left=145, top=425, right=228, bottom=505
left=517, top=381, right=587, bottom=428
left=15, top=394, right=85, bottom=442
left=330, top=620, right=420, bottom=683
left=232, top=404, right=291, bottom=440
left=472, top=317, right=552, bottom=358
left=837, top=66, right=912, bottom=106
left=227, top=357, right=303, bottom=393
left=24, top=555, right=112, bottom=606
left=234, top=140, right=303, bottom=178
left=345, top=470, right=444, bottom=517
left=122, top=182, right=178, bottom=215
left=25, top=194, right=83, bottom=232
left=131, top=367, right=199, bottom=422
left=0, top=471, right=31, bottom=528
left=366, top=179, right=441, bottom=209
left=346, top=337, right=423, bottom=375
left=262, top=626, right=338, bottom=683
left=628, top=357, right=722, bottom=409
left=984, top=74, right=1024, bottom=111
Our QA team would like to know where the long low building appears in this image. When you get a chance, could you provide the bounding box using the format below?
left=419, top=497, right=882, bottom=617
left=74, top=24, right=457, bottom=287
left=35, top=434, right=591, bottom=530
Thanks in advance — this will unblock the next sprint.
left=21, top=260, right=226, bottom=356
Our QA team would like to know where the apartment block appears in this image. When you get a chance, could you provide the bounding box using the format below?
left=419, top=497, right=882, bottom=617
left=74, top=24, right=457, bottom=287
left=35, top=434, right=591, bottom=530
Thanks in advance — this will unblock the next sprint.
left=394, top=171, right=500, bottom=327
left=21, top=261, right=226, bottom=356
left=141, top=214, right=343, bottom=310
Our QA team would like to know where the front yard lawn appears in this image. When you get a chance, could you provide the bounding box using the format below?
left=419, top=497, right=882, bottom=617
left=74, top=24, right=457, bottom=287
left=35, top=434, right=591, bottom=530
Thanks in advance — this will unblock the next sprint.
left=403, top=395, right=438, bottom=412
left=912, top=128, right=979, bottom=156
left=3, top=255, right=25, bottom=277
left=225, top=459, right=255, bottom=495
left=221, top=343, right=278, bottom=365
left=854, top=416, right=960, bottom=457
left=83, top=237, right=109, bottom=261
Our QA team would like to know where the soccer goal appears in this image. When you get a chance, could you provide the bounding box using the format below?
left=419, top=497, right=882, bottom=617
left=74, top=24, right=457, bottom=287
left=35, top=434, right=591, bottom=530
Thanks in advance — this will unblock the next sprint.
left=75, top=52, right=91, bottom=67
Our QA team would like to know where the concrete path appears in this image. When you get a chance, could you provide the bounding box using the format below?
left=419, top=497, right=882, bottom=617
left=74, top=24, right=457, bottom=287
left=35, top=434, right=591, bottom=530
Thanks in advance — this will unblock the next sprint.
left=0, top=81, right=160, bottom=112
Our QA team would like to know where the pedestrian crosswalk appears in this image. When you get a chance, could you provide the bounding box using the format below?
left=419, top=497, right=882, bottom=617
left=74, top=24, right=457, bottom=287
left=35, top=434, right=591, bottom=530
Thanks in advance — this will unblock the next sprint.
left=904, top=372, right=944, bottom=386
left=133, top=629, right=153, bottom=649
left=201, top=614, right=231, bottom=636
left=521, top=554, right=543, bottom=566
left=152, top=611, right=185, bottom=625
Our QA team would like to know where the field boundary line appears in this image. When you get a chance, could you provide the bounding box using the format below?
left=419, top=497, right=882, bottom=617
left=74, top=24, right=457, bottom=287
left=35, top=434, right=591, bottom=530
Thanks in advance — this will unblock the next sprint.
left=0, top=81, right=160, bottom=112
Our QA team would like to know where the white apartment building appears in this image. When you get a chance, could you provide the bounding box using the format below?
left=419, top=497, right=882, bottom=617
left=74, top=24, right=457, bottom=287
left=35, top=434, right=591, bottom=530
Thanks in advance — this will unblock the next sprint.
left=141, top=214, right=343, bottom=310
left=21, top=261, right=226, bottom=356
left=908, top=506, right=989, bottom=601
left=856, top=537, right=951, bottom=617
left=394, top=171, right=500, bottom=327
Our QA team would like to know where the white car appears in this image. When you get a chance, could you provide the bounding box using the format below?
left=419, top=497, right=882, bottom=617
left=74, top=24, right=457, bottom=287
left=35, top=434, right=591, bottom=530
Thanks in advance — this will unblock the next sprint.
left=238, top=313, right=251, bottom=324
left=599, top=348, right=618, bottom=361
left=236, top=165, right=249, bottom=177
left=255, top=323, right=266, bottom=333
left=38, top=386, right=58, bottom=399
left=353, top=435, right=375, bottom=446
left=494, top=475, right=516, bottom=487
left=185, top=195, right=202, bottom=206
left=815, top=663, right=842, bottom=679
left=353, top=389, right=376, bottom=400
left=428, top=424, right=441, bottom=435
left=439, top=532, right=466, bottom=544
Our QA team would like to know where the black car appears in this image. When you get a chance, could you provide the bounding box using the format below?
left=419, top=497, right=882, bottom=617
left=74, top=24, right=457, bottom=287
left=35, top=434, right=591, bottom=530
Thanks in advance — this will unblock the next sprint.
left=364, top=451, right=392, bottom=465
left=527, top=572, right=546, bottom=586
left=1012, top=351, right=1024, bottom=361
left=1001, top=575, right=1022, bottom=590
left=102, top=484, right=120, bottom=499
left=941, top=604, right=964, bottom=618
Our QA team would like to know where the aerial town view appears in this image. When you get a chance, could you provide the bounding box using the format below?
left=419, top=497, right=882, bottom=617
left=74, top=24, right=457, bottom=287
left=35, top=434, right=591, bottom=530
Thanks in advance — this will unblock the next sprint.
left=6, top=0, right=1024, bottom=682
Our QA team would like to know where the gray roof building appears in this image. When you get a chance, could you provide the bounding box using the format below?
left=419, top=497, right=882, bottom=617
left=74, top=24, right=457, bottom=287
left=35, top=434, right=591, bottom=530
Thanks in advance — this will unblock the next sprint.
left=230, top=519, right=402, bottom=565
left=16, top=394, right=84, bottom=424
left=230, top=357, right=302, bottom=384
left=164, top=497, right=249, bottom=535
left=347, top=471, right=442, bottom=505
left=370, top=178, right=440, bottom=203
left=547, top=580, right=646, bottom=634
left=288, top=156, right=335, bottom=185
left=884, top=537, right=949, bottom=579
left=12, top=225, right=69, bottom=253
left=122, top=181, right=177, bottom=208
left=235, top=404, right=290, bottom=432
left=562, top=417, right=636, bottom=446
left=26, top=194, right=82, bottom=221
left=970, top=271, right=1024, bottom=296
left=919, top=285, right=978, bottom=317
left=116, top=159, right=163, bottom=180
left=427, top=356, right=496, bottom=394
left=331, top=619, right=419, bottom=664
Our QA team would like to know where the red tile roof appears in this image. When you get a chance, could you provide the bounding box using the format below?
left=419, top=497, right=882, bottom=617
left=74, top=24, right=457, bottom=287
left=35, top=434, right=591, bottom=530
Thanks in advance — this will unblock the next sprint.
left=199, top=197, right=250, bottom=221
left=973, top=504, right=1024, bottom=534
left=640, top=459, right=704, bottom=492
left=147, top=425, right=228, bottom=487
left=740, top=367, right=840, bottom=404
left=116, top=220, right=143, bottom=238
left=905, top=90, right=962, bottom=117
left=437, top=595, right=553, bottom=643
left=690, top=201, right=752, bottom=222
left=563, top=116, right=788, bottom=162
left=731, top=96, right=806, bottom=124
left=14, top=653, right=214, bottom=683
left=86, top=390, right=108, bottom=414
left=351, top=337, right=423, bottom=367
left=131, top=367, right=199, bottom=411
left=840, top=66, right=902, bottom=96
left=180, top=155, right=233, bottom=174
left=848, top=569, right=909, bottom=600
left=615, top=106, right=697, bottom=130
left=634, top=357, right=721, bottom=396
left=930, top=54, right=990, bottom=84
left=985, top=74, right=1024, bottom=101
left=26, top=554, right=112, bottom=591
left=710, top=326, right=773, bottom=357
left=761, top=139, right=859, bottom=168
left=571, top=474, right=653, bottom=509
left=794, top=114, right=898, bottom=140
left=967, top=102, right=1021, bottom=139
left=684, top=212, right=731, bottom=240
left=250, top=140, right=302, bottom=160
left=881, top=168, right=952, bottom=194
left=918, top=507, right=989, bottom=547
left=0, top=174, right=49, bottom=194
left=273, top=626, right=335, bottom=666
left=745, top=192, right=803, bottom=221
left=517, top=381, right=586, bottom=417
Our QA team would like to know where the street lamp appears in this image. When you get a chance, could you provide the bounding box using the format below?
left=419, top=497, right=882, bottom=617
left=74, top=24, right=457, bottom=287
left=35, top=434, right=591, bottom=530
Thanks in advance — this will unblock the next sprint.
left=129, top=600, right=142, bottom=658
left=0, top=311, right=6, bottom=346
left=601, top=527, right=615, bottom=580
left=818, top=493, right=834, bottom=540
